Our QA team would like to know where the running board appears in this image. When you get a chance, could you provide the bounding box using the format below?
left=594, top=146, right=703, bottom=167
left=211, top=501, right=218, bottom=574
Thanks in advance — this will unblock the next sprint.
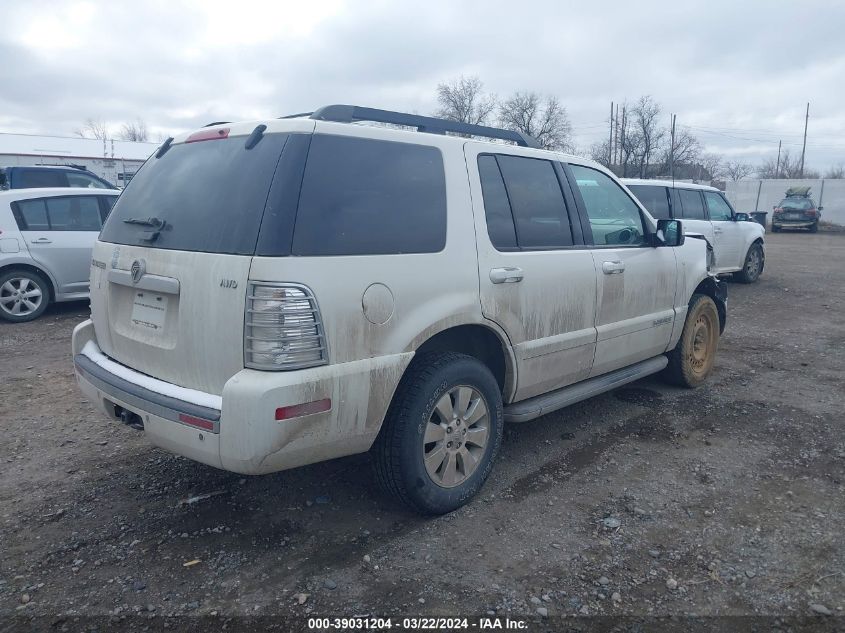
left=503, top=356, right=669, bottom=423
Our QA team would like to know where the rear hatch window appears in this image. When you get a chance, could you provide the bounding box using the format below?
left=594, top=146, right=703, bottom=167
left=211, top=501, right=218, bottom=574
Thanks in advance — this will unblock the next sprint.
left=99, top=133, right=288, bottom=255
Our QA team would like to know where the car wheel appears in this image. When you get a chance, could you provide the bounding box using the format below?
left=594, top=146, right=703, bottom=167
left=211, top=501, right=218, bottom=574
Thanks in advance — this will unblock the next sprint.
left=735, top=242, right=764, bottom=283
left=771, top=225, right=781, bottom=233
left=372, top=351, right=503, bottom=515
left=809, top=221, right=819, bottom=233
left=663, top=294, right=720, bottom=388
left=0, top=270, right=50, bottom=323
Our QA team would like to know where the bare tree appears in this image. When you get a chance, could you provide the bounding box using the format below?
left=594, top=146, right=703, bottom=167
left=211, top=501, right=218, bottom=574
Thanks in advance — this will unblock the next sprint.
left=757, top=149, right=819, bottom=179
left=723, top=161, right=754, bottom=181
left=118, top=119, right=149, bottom=142
left=435, top=76, right=497, bottom=126
left=658, top=128, right=701, bottom=176
left=629, top=96, right=664, bottom=178
left=74, top=118, right=110, bottom=140
left=698, top=153, right=724, bottom=180
left=498, top=92, right=573, bottom=151
left=589, top=139, right=611, bottom=168
left=824, top=163, right=845, bottom=178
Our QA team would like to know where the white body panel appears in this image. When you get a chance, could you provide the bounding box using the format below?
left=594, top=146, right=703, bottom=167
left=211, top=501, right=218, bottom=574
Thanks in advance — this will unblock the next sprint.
left=73, top=120, right=718, bottom=476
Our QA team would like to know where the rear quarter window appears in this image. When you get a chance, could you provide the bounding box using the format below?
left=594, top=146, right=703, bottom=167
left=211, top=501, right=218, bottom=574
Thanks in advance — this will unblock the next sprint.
left=291, top=135, right=447, bottom=256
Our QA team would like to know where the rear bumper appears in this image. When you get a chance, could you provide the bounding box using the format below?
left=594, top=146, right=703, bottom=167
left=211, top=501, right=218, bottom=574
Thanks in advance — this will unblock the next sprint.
left=772, top=218, right=816, bottom=228
left=72, top=319, right=412, bottom=475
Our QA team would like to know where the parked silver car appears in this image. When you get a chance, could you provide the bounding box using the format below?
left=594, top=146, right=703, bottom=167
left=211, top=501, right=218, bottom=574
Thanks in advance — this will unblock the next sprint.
left=0, top=188, right=119, bottom=322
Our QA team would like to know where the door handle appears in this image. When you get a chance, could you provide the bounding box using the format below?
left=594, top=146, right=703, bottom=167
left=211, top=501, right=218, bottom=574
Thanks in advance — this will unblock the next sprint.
left=31, top=238, right=52, bottom=244
left=490, top=267, right=524, bottom=284
left=714, top=228, right=723, bottom=234
left=602, top=260, right=625, bottom=275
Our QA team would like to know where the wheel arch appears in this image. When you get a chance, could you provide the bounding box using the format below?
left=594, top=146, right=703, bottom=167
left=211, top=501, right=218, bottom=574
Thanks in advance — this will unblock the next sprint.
left=692, top=276, right=727, bottom=334
left=408, top=322, right=517, bottom=403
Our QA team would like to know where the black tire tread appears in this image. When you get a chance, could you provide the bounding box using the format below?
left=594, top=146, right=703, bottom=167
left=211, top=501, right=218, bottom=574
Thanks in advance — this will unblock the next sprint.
left=372, top=351, right=501, bottom=514
left=664, top=293, right=719, bottom=388
left=735, top=242, right=764, bottom=284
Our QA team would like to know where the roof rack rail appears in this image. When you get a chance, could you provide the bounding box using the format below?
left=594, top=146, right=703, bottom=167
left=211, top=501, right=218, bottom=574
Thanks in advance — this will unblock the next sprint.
left=295, top=105, right=541, bottom=148
left=203, top=121, right=231, bottom=127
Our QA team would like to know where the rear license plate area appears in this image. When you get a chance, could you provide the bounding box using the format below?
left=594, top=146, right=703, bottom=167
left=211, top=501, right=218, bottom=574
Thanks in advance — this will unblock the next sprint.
left=131, top=292, right=168, bottom=331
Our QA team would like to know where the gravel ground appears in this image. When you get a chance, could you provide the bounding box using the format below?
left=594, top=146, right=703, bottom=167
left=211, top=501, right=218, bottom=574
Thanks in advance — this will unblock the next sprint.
left=1, top=231, right=843, bottom=630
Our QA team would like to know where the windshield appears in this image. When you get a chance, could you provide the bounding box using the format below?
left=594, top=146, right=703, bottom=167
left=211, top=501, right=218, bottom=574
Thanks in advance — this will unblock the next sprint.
left=99, top=133, right=288, bottom=255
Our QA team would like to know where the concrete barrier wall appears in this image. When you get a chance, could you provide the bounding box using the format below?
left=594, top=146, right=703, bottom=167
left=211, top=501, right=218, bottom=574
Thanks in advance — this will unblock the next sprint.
left=726, top=179, right=845, bottom=226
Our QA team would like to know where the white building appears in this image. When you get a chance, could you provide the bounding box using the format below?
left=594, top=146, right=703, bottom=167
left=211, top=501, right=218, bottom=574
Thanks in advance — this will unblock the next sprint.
left=0, top=132, right=158, bottom=187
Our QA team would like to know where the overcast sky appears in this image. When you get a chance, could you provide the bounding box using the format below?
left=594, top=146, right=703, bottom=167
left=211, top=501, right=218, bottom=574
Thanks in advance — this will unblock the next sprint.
left=2, top=0, right=844, bottom=171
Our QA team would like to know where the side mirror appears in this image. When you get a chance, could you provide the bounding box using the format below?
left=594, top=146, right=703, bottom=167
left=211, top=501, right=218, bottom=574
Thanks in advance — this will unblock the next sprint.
left=818, top=206, right=824, bottom=211
left=655, top=219, right=684, bottom=247
left=735, top=212, right=750, bottom=222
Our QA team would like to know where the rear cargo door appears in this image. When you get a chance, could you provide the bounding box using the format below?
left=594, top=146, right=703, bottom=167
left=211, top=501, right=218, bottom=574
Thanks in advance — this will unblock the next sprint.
left=91, top=129, right=291, bottom=395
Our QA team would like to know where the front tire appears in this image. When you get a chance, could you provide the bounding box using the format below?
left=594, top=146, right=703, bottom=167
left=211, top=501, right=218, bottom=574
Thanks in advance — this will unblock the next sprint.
left=663, top=294, right=720, bottom=388
left=0, top=270, right=50, bottom=323
left=735, top=242, right=764, bottom=283
left=372, top=352, right=503, bottom=515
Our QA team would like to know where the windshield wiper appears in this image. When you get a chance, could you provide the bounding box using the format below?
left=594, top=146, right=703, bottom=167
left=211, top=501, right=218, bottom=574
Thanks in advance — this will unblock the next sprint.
left=123, top=217, right=165, bottom=228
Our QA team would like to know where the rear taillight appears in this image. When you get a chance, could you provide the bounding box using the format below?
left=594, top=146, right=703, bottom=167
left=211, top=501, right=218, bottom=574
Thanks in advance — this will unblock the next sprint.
left=805, top=208, right=818, bottom=217
left=773, top=207, right=783, bottom=214
left=244, top=283, right=327, bottom=371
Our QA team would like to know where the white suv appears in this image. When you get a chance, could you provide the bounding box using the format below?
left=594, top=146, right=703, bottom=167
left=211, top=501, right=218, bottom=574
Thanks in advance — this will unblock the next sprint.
left=623, top=179, right=765, bottom=283
left=72, top=106, right=726, bottom=514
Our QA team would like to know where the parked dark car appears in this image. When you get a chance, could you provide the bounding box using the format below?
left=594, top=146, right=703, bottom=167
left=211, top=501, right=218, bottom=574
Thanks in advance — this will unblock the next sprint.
left=772, top=187, right=822, bottom=233
left=0, top=166, right=115, bottom=191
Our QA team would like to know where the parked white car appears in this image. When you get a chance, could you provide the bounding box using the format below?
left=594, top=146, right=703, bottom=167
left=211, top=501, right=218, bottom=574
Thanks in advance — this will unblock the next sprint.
left=623, top=179, right=766, bottom=283
left=72, top=106, right=726, bottom=514
left=0, top=188, right=119, bottom=321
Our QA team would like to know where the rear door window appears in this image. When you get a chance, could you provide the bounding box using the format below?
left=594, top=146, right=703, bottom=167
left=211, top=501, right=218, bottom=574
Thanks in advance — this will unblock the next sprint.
left=17, top=169, right=68, bottom=188
left=494, top=155, right=573, bottom=248
left=704, top=191, right=733, bottom=221
left=100, top=133, right=288, bottom=254
left=626, top=184, right=671, bottom=219
left=677, top=189, right=707, bottom=220
left=45, top=196, right=103, bottom=230
left=292, top=135, right=447, bottom=256
left=13, top=196, right=104, bottom=230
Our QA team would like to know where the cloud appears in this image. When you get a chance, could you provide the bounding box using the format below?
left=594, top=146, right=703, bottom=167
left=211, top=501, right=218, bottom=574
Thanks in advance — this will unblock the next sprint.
left=1, top=0, right=843, bottom=167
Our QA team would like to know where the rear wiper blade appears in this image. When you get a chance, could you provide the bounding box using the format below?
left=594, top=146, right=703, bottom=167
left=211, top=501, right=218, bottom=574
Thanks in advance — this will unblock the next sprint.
left=123, top=217, right=165, bottom=228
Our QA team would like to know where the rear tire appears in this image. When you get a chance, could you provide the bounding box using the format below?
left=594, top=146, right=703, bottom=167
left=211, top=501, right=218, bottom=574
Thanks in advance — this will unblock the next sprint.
left=771, top=225, right=781, bottom=233
left=0, top=270, right=50, bottom=323
left=809, top=221, right=819, bottom=233
left=372, top=352, right=503, bottom=515
left=735, top=242, right=764, bottom=283
left=663, top=294, right=720, bottom=388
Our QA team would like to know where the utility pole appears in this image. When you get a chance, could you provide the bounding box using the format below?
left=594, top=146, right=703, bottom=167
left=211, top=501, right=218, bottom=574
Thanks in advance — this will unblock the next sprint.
left=608, top=101, right=614, bottom=167
left=775, top=140, right=782, bottom=179
left=613, top=103, right=619, bottom=168
left=799, top=102, right=809, bottom=178
left=669, top=114, right=676, bottom=182
left=619, top=106, right=626, bottom=176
